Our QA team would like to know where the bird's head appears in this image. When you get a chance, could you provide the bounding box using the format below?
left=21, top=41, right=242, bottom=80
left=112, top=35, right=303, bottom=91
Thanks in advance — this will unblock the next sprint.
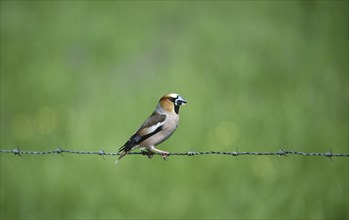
left=158, top=93, right=187, bottom=114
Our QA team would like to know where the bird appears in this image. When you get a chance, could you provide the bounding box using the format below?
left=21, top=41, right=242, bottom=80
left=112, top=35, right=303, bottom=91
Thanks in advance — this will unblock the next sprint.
left=115, top=93, right=187, bottom=164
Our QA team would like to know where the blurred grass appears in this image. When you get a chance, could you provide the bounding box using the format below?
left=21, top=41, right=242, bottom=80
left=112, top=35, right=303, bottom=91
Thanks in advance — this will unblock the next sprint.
left=1, top=1, right=348, bottom=219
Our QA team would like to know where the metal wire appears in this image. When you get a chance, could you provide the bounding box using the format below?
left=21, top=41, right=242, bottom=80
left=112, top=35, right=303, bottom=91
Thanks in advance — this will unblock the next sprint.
left=0, top=146, right=348, bottom=159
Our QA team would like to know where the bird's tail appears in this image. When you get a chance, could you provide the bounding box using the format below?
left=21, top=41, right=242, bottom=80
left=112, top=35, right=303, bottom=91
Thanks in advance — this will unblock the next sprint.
left=115, top=137, right=138, bottom=164
left=115, top=146, right=129, bottom=164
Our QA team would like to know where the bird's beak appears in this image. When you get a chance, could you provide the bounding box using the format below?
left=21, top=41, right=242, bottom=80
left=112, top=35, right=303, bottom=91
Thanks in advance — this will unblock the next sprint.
left=176, top=96, right=187, bottom=106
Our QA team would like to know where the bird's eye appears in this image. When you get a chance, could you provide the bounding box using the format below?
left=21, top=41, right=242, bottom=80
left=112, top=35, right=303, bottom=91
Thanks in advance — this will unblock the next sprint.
left=168, top=97, right=176, bottom=103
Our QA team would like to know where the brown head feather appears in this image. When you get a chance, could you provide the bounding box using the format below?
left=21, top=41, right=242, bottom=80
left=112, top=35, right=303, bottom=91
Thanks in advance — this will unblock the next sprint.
left=159, top=96, right=175, bottom=113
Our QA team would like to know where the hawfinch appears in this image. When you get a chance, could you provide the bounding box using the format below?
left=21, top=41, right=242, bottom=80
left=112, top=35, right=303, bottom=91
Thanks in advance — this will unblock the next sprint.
left=116, top=93, right=187, bottom=163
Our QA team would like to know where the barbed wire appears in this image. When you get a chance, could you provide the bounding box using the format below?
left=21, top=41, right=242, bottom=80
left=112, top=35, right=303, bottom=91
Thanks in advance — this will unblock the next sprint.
left=0, top=146, right=348, bottom=159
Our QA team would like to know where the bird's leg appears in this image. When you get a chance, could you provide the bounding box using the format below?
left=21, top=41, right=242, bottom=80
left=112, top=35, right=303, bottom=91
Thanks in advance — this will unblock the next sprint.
left=149, top=146, right=170, bottom=160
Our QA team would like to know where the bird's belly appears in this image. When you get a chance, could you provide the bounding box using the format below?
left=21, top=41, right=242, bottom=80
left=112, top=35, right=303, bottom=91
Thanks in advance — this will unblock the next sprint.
left=139, top=126, right=176, bottom=147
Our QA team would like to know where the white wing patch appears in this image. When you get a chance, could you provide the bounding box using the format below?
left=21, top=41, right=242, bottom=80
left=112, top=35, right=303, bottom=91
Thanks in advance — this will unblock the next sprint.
left=145, top=121, right=165, bottom=134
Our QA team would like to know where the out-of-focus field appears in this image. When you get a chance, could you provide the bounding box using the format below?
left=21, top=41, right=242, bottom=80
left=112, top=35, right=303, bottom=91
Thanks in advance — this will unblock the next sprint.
left=1, top=1, right=348, bottom=219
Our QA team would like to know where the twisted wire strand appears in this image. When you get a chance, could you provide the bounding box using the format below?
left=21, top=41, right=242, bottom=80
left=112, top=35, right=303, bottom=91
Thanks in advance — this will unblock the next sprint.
left=0, top=146, right=348, bottom=158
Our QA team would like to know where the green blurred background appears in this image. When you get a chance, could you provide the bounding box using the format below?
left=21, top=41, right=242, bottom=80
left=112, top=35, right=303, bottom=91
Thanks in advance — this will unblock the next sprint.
left=1, top=1, right=348, bottom=219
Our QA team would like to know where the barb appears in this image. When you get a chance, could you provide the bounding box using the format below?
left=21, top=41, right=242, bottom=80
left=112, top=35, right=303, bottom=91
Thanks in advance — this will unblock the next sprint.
left=0, top=146, right=348, bottom=158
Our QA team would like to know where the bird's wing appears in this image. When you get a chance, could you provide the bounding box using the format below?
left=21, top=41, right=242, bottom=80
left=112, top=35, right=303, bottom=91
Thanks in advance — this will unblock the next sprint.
left=138, top=112, right=166, bottom=136
left=118, top=112, right=166, bottom=153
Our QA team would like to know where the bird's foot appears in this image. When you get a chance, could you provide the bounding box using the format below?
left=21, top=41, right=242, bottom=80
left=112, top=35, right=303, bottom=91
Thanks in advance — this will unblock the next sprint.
left=161, top=152, right=170, bottom=161
left=141, top=149, right=155, bottom=159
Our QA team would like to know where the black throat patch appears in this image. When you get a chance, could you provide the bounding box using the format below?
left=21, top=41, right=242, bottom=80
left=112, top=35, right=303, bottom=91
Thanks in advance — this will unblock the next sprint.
left=174, top=105, right=180, bottom=114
